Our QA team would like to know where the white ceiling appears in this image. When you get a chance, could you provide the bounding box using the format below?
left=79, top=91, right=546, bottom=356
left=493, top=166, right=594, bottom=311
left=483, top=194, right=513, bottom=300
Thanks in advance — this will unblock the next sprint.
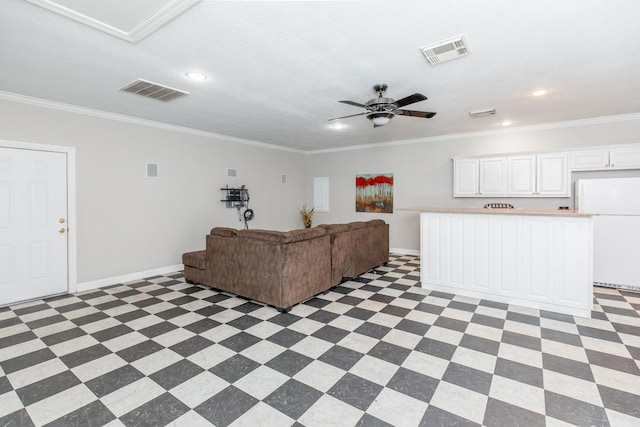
left=2, top=0, right=640, bottom=151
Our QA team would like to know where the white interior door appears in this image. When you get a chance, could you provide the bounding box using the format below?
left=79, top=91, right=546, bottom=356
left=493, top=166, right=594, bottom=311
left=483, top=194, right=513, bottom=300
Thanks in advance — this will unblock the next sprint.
left=0, top=147, right=68, bottom=305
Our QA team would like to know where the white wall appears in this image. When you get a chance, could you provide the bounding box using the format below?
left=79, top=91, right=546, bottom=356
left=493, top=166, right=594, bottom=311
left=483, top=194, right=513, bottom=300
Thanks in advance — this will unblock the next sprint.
left=0, top=99, right=306, bottom=284
left=305, top=116, right=640, bottom=252
left=4, top=96, right=639, bottom=282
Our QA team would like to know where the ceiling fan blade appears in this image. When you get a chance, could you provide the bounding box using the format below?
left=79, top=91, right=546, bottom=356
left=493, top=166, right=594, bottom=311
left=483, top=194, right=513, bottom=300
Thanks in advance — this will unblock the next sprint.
left=339, top=100, right=366, bottom=108
left=328, top=112, right=367, bottom=121
left=394, top=93, right=427, bottom=108
left=397, top=109, right=437, bottom=118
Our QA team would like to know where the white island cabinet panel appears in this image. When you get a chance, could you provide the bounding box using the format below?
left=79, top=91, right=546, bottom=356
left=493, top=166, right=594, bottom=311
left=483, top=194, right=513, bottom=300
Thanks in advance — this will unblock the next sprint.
left=490, top=217, right=520, bottom=298
left=466, top=216, right=490, bottom=293
left=554, top=219, right=591, bottom=310
left=419, top=210, right=593, bottom=317
left=521, top=217, right=554, bottom=303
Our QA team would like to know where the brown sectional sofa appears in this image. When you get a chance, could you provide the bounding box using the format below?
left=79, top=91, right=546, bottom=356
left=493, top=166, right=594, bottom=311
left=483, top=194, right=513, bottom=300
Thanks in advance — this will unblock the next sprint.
left=319, top=219, right=389, bottom=286
left=183, top=220, right=389, bottom=312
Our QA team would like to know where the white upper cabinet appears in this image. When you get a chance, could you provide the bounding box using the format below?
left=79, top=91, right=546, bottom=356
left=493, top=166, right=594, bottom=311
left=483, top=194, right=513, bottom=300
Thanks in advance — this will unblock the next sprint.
left=609, top=147, right=640, bottom=169
left=453, top=159, right=479, bottom=196
left=454, top=153, right=569, bottom=197
left=570, top=150, right=610, bottom=170
left=570, top=146, right=640, bottom=171
left=536, top=153, right=570, bottom=196
left=507, top=156, right=536, bottom=196
left=454, top=144, right=640, bottom=198
left=479, top=157, right=507, bottom=196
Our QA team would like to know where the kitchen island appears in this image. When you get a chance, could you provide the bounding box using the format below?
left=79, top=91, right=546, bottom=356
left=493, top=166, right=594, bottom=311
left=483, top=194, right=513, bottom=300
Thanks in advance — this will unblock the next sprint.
left=401, top=207, right=595, bottom=317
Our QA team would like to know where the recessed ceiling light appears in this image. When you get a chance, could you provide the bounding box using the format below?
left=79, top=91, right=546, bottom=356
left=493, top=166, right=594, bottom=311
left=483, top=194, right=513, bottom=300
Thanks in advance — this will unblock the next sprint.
left=185, top=72, right=207, bottom=81
left=530, top=89, right=547, bottom=97
left=501, top=120, right=513, bottom=126
left=329, top=123, right=347, bottom=130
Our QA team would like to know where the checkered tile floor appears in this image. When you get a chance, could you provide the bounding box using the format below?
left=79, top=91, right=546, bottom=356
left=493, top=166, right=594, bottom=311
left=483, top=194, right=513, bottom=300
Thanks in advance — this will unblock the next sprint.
left=1, top=254, right=639, bottom=426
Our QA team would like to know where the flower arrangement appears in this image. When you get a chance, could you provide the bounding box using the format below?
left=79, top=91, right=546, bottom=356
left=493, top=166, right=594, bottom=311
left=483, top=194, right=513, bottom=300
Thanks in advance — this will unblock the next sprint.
left=299, top=204, right=314, bottom=228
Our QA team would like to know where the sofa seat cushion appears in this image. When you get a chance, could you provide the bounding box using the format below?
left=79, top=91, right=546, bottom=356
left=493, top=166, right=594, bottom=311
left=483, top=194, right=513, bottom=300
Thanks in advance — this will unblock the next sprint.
left=182, top=250, right=206, bottom=270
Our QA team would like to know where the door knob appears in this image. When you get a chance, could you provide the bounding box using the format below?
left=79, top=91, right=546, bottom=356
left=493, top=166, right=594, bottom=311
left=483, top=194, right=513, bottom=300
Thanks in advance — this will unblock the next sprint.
left=59, top=218, right=66, bottom=224
left=58, top=228, right=66, bottom=233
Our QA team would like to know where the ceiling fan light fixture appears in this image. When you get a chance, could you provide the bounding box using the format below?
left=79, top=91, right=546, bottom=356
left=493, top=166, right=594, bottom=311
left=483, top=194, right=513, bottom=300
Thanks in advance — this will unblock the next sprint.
left=367, top=112, right=394, bottom=127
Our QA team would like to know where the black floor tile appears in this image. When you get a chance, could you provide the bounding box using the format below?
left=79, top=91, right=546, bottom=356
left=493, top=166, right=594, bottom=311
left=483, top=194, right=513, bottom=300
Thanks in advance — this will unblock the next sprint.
left=150, top=359, right=204, bottom=390
left=219, top=331, right=261, bottom=352
left=60, top=343, right=111, bottom=368
left=483, top=397, right=546, bottom=427
left=368, top=341, right=411, bottom=365
left=265, top=349, right=314, bottom=377
left=420, top=406, right=479, bottom=427
left=494, top=358, right=543, bottom=388
left=442, top=362, right=493, bottom=395
left=415, top=337, right=457, bottom=360
left=86, top=365, right=145, bottom=398
left=120, top=392, right=189, bottom=427
left=1, top=348, right=56, bottom=374
left=544, top=391, right=609, bottom=426
left=312, top=325, right=350, bottom=343
left=318, top=345, right=364, bottom=371
left=116, top=340, right=164, bottom=363
left=170, top=335, right=214, bottom=357
left=264, top=379, right=323, bottom=419
left=327, top=373, right=383, bottom=411
left=386, top=367, right=439, bottom=402
left=16, top=371, right=81, bottom=406
left=46, top=400, right=115, bottom=427
left=41, top=327, right=86, bottom=346
left=196, top=386, right=258, bottom=426
left=210, top=354, right=260, bottom=383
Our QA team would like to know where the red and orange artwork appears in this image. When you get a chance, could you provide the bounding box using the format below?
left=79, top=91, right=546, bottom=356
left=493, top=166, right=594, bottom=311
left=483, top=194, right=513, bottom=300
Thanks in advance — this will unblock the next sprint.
left=355, top=173, right=393, bottom=213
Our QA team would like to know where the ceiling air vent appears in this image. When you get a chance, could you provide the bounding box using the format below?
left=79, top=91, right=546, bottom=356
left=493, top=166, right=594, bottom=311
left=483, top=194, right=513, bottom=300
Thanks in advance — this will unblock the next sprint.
left=119, top=79, right=189, bottom=102
left=469, top=108, right=496, bottom=118
left=419, top=35, right=471, bottom=65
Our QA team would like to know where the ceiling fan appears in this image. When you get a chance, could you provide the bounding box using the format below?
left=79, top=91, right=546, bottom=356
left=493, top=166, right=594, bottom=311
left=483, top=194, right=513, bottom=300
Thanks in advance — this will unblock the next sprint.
left=329, top=83, right=436, bottom=128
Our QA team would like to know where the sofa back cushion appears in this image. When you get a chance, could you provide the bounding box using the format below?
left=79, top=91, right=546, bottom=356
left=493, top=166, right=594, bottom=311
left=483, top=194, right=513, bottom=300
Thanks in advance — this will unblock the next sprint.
left=348, top=221, right=368, bottom=230
left=210, top=227, right=237, bottom=237
left=318, top=223, right=350, bottom=234
left=237, top=227, right=326, bottom=244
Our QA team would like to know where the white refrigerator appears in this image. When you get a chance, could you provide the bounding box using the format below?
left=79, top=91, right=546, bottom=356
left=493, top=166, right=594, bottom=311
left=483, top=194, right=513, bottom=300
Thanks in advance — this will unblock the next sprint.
left=576, top=177, right=640, bottom=290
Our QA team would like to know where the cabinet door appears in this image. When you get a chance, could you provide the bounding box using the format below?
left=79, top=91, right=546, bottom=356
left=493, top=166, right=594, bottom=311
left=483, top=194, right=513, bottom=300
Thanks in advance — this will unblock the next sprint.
left=609, top=147, right=640, bottom=169
left=570, top=150, right=609, bottom=171
left=507, top=156, right=536, bottom=196
left=453, top=159, right=479, bottom=197
left=537, top=153, right=570, bottom=196
left=479, top=158, right=507, bottom=196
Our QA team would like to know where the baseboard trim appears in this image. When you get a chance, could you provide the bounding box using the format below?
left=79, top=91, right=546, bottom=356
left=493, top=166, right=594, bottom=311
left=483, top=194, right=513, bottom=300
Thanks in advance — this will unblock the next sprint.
left=390, top=248, right=420, bottom=256
left=76, top=264, right=183, bottom=293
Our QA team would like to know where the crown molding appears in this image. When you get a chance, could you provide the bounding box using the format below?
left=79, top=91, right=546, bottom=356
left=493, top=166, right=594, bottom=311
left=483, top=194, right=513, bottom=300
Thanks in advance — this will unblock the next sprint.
left=2, top=89, right=638, bottom=156
left=0, top=91, right=303, bottom=153
left=25, top=0, right=200, bottom=43
left=306, top=112, right=640, bottom=155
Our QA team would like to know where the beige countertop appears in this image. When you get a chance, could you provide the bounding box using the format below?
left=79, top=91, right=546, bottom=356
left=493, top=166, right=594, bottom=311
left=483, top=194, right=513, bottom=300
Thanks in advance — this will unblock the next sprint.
left=398, top=207, right=596, bottom=217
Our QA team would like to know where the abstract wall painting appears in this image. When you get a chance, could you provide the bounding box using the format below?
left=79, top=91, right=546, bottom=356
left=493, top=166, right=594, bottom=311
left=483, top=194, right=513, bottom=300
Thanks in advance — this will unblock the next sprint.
left=355, top=173, right=393, bottom=213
